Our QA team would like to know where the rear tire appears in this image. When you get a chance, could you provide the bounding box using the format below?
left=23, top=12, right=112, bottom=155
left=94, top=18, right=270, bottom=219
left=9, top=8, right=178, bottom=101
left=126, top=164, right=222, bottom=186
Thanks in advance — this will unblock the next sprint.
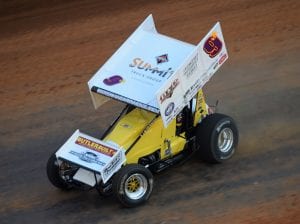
left=112, top=164, right=153, bottom=207
left=46, top=154, right=72, bottom=190
left=196, top=113, right=238, bottom=163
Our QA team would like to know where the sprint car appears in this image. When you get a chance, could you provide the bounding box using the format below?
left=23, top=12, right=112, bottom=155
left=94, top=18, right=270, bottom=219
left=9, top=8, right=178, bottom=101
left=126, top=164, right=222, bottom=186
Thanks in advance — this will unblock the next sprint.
left=47, top=15, right=238, bottom=207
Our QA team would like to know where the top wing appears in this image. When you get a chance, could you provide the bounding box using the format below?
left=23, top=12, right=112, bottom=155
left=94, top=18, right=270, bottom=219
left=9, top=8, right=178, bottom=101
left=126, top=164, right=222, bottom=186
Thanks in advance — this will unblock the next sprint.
left=88, top=15, right=228, bottom=127
left=88, top=14, right=194, bottom=112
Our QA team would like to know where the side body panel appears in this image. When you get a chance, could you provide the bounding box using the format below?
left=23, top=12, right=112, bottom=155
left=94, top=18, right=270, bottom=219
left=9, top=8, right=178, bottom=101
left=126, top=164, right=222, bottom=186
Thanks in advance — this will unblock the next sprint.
left=160, top=119, right=186, bottom=159
left=104, top=107, right=188, bottom=164
left=125, top=117, right=186, bottom=163
left=125, top=118, right=163, bottom=163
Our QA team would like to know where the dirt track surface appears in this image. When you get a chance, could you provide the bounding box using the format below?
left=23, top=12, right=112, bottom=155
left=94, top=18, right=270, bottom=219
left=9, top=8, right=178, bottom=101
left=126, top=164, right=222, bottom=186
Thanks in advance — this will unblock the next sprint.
left=0, top=0, right=299, bottom=223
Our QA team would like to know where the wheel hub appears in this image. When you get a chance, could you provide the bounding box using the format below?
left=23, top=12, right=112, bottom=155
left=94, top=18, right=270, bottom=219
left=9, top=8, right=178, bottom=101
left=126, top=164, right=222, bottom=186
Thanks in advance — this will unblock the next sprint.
left=125, top=174, right=147, bottom=200
left=218, top=127, right=234, bottom=153
left=127, top=178, right=140, bottom=192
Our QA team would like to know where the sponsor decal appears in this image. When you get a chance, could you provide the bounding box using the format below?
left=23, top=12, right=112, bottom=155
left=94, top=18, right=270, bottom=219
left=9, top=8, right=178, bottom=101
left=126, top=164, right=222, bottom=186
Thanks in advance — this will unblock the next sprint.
left=156, top=54, right=169, bottom=64
left=164, top=105, right=182, bottom=125
left=75, top=136, right=117, bottom=157
left=103, top=153, right=122, bottom=178
left=69, top=150, right=106, bottom=166
left=129, top=57, right=174, bottom=78
left=184, top=54, right=198, bottom=78
left=203, top=32, right=223, bottom=58
left=183, top=78, right=202, bottom=103
left=165, top=102, right=175, bottom=116
left=159, top=78, right=180, bottom=103
left=213, top=61, right=219, bottom=70
left=93, top=87, right=160, bottom=113
left=103, top=75, right=124, bottom=86
left=218, top=53, right=227, bottom=65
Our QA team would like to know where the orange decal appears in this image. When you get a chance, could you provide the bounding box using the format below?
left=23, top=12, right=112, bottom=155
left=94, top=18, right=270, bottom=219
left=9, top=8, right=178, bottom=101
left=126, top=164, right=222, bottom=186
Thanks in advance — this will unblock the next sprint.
left=75, top=136, right=117, bottom=157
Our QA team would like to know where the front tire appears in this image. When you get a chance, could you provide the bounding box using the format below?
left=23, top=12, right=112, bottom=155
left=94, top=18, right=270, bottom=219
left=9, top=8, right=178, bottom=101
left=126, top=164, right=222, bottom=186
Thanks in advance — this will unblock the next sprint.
left=196, top=113, right=238, bottom=163
left=46, top=153, right=72, bottom=190
left=112, top=164, right=153, bottom=207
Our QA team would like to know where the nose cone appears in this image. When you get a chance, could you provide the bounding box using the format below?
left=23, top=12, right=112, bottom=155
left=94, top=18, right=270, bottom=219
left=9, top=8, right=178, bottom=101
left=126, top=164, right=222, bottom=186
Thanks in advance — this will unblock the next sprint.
left=104, top=108, right=156, bottom=150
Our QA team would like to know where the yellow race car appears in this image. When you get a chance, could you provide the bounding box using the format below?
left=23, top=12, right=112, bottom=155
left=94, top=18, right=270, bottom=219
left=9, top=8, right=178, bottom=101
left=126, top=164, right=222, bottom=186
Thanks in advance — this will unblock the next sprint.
left=47, top=15, right=238, bottom=207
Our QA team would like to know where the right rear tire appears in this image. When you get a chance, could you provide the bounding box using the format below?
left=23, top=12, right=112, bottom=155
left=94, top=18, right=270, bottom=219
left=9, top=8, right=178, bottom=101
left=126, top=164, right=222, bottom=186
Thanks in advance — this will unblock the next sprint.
left=196, top=113, right=238, bottom=163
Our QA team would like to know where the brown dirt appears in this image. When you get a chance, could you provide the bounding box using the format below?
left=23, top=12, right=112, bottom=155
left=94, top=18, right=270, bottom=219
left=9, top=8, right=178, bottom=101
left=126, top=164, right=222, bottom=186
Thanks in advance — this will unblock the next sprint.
left=0, top=0, right=299, bottom=223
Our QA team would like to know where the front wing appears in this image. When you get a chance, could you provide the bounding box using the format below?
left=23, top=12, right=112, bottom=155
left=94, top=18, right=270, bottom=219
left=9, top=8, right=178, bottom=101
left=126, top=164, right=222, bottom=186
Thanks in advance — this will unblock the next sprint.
left=55, top=130, right=126, bottom=185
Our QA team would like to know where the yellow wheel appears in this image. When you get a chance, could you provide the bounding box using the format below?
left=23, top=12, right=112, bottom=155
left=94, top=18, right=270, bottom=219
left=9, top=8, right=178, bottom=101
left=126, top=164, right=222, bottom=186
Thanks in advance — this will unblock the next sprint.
left=112, top=164, right=153, bottom=207
left=125, top=174, right=147, bottom=200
